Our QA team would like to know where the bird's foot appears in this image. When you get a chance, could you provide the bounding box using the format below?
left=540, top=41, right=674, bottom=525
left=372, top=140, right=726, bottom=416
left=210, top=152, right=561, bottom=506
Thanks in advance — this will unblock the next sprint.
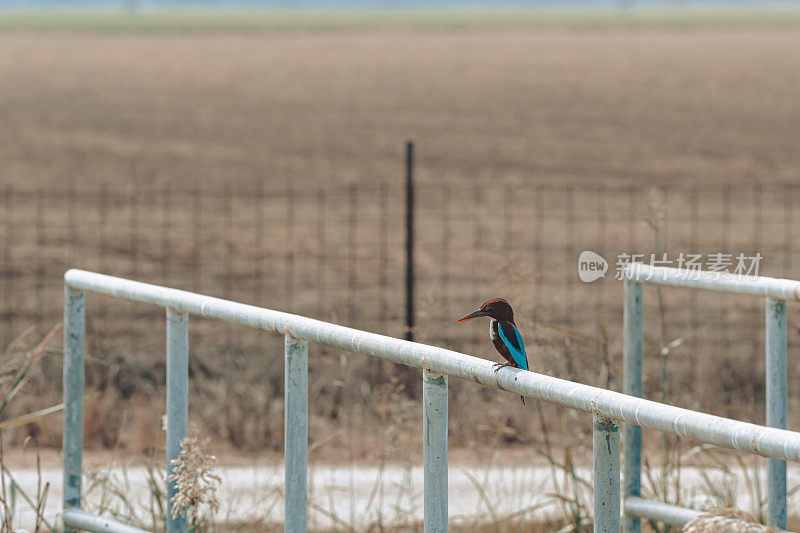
left=493, top=362, right=512, bottom=373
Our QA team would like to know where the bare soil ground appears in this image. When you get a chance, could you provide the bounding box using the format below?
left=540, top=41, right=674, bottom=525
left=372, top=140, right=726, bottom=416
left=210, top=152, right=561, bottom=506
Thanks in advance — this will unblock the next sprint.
left=2, top=29, right=800, bottom=189
left=1, top=27, right=800, bottom=468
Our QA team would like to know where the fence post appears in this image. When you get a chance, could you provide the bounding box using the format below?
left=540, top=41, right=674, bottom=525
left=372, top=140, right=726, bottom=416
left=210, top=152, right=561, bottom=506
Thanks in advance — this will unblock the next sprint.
left=63, top=287, right=85, bottom=527
left=285, top=332, right=308, bottom=533
left=766, top=297, right=787, bottom=529
left=593, top=415, right=620, bottom=533
left=405, top=140, right=415, bottom=341
left=622, top=278, right=642, bottom=533
left=423, top=368, right=448, bottom=533
left=166, top=308, right=189, bottom=533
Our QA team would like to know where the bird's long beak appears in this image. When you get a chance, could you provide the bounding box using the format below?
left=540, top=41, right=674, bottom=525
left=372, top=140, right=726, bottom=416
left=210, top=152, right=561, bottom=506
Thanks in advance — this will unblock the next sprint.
left=455, top=309, right=487, bottom=323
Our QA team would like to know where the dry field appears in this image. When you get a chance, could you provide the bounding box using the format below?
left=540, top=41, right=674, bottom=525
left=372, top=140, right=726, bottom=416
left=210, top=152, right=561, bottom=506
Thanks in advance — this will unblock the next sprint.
left=1, top=23, right=800, bottom=471
left=2, top=27, right=800, bottom=188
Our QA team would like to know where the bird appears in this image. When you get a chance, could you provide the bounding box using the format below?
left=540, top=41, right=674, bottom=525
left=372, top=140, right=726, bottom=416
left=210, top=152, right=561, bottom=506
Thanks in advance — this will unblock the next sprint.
left=455, top=298, right=529, bottom=405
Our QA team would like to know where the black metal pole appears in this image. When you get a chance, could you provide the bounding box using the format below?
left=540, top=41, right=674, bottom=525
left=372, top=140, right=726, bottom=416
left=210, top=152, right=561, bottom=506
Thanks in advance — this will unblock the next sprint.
left=405, top=141, right=415, bottom=341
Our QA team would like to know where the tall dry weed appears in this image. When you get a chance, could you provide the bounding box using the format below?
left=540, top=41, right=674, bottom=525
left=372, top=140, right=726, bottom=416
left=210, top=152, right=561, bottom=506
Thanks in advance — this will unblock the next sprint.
left=682, top=508, right=778, bottom=532
left=168, top=436, right=222, bottom=531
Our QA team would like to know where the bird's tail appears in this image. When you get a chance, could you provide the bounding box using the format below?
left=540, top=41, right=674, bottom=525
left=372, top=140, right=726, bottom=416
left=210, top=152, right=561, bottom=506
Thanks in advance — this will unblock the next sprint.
left=521, top=395, right=526, bottom=406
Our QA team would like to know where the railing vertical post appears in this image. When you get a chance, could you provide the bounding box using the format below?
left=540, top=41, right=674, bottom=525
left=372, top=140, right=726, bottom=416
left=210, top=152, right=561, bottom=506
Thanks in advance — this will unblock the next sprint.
left=285, top=332, right=308, bottom=533
left=423, top=368, right=448, bottom=533
left=622, top=278, right=642, bottom=533
left=593, top=415, right=620, bottom=533
left=63, top=287, right=85, bottom=528
left=166, top=308, right=189, bottom=533
left=766, top=297, right=787, bottom=529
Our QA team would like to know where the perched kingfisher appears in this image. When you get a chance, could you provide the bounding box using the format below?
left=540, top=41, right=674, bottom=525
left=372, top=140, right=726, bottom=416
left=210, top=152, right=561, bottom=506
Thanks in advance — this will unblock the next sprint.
left=456, top=298, right=529, bottom=405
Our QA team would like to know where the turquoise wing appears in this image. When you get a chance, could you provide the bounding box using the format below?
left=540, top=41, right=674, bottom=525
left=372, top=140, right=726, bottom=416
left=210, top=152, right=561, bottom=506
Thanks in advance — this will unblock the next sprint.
left=497, top=322, right=528, bottom=371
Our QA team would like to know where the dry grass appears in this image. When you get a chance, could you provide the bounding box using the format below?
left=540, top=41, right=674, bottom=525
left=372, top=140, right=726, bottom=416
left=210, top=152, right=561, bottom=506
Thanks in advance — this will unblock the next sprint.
left=0, top=329, right=61, bottom=532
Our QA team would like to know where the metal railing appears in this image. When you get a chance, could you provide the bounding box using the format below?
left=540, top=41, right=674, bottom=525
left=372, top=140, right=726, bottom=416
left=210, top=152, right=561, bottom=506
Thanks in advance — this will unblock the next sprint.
left=623, top=262, right=797, bottom=532
left=62, top=269, right=800, bottom=533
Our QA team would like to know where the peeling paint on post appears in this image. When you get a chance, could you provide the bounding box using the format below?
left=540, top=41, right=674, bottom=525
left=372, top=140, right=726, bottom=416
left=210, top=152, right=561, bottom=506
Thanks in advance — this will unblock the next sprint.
left=63, top=287, right=85, bottom=528
left=593, top=415, right=620, bottom=533
left=423, top=368, right=448, bottom=533
left=285, top=332, right=308, bottom=533
left=622, top=279, right=642, bottom=533
left=766, top=297, right=787, bottom=529
left=166, top=309, right=188, bottom=533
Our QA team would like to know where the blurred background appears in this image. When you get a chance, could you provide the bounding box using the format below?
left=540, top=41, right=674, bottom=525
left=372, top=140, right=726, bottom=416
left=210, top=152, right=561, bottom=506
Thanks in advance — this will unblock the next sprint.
left=1, top=0, right=800, bottom=529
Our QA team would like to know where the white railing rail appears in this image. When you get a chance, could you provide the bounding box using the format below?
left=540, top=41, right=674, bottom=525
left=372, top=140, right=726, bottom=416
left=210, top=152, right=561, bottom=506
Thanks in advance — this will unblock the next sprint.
left=623, top=262, right=796, bottom=532
left=62, top=269, right=800, bottom=533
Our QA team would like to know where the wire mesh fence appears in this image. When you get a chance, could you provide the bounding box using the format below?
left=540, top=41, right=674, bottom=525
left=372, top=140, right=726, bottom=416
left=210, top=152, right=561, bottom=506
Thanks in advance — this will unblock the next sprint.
left=1, top=179, right=798, bottom=423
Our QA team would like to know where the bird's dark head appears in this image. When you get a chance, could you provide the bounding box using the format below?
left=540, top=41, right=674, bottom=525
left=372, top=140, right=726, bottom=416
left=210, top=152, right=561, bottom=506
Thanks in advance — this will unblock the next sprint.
left=455, top=297, right=515, bottom=325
